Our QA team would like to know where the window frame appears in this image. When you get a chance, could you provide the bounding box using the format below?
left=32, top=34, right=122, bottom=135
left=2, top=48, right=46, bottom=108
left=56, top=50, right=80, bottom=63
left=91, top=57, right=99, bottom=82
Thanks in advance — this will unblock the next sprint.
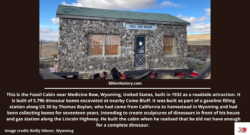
left=88, top=34, right=104, bottom=56
left=88, top=34, right=120, bottom=57
left=163, top=36, right=176, bottom=57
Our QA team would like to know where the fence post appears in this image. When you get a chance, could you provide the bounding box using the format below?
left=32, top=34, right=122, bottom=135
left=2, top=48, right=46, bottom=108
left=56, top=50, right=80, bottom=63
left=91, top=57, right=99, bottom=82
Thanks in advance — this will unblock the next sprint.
left=40, top=41, right=42, bottom=59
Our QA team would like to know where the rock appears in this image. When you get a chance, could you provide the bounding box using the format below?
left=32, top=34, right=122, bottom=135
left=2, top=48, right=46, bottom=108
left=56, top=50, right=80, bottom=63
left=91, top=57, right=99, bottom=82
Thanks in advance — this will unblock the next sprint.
left=58, top=19, right=188, bottom=73
left=198, top=61, right=204, bottom=64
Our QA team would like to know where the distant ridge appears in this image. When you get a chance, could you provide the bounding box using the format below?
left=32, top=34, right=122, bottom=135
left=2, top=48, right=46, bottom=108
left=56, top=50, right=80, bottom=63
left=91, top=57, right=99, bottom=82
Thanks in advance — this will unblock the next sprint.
left=40, top=40, right=57, bottom=43
left=187, top=33, right=210, bottom=41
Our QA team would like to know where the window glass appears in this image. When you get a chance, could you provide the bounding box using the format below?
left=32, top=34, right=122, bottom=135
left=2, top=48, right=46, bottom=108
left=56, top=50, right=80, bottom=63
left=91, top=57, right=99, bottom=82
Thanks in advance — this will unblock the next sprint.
left=105, top=45, right=118, bottom=55
left=163, top=37, right=173, bottom=55
left=164, top=46, right=172, bottom=54
left=89, top=34, right=103, bottom=55
left=163, top=37, right=173, bottom=46
left=89, top=34, right=103, bottom=45
left=137, top=37, right=145, bottom=54
left=105, top=35, right=119, bottom=55
left=89, top=45, right=103, bottom=55
left=105, top=35, right=118, bottom=45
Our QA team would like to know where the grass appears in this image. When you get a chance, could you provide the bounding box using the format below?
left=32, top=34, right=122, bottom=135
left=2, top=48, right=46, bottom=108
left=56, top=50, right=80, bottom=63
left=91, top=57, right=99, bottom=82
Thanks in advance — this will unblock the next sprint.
left=187, top=33, right=210, bottom=41
left=39, top=43, right=58, bottom=58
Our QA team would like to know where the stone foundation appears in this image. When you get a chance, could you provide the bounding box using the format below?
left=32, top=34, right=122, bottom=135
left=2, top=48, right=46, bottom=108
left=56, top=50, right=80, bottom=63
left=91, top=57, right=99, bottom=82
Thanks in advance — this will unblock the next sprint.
left=78, top=72, right=180, bottom=79
left=78, top=72, right=113, bottom=79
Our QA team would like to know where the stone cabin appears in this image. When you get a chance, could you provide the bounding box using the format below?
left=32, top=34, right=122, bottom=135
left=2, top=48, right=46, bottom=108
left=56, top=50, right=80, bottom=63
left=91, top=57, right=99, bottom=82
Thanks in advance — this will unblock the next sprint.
left=56, top=5, right=190, bottom=76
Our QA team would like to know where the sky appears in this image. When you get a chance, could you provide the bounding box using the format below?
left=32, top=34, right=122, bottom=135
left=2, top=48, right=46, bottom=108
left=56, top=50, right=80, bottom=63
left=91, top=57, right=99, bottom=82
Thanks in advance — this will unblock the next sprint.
left=40, top=0, right=210, bottom=41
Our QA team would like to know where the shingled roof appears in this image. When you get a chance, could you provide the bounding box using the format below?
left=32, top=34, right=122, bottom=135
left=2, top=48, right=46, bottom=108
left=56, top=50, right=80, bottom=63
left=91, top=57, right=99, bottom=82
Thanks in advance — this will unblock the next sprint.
left=56, top=5, right=190, bottom=25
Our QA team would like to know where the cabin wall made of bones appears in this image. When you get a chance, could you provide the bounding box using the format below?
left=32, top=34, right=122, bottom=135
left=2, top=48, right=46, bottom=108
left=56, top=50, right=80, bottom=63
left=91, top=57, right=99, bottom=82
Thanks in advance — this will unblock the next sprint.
left=57, top=18, right=188, bottom=73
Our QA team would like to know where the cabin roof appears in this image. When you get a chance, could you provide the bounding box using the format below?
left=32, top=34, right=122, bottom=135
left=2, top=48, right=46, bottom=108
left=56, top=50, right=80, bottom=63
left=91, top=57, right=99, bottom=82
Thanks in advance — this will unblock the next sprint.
left=56, top=5, right=190, bottom=25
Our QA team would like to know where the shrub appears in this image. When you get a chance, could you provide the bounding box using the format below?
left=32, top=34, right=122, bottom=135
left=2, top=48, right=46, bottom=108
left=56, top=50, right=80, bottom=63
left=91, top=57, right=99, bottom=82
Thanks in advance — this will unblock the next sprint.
left=50, top=51, right=58, bottom=58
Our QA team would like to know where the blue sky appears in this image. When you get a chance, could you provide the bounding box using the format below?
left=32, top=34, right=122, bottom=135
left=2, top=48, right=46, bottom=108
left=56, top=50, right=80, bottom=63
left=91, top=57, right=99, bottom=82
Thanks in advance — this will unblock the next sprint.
left=40, top=0, right=210, bottom=41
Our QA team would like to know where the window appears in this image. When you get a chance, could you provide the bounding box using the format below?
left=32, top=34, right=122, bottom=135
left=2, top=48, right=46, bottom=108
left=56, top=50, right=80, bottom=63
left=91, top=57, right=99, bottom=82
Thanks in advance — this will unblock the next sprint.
left=88, top=34, right=119, bottom=56
left=89, top=34, right=103, bottom=55
left=163, top=36, right=175, bottom=56
left=105, top=35, right=119, bottom=55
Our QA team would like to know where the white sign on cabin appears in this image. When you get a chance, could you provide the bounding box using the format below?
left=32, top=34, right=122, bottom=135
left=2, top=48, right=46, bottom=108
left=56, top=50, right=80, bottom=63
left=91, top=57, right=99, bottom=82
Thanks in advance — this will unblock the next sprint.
left=125, top=23, right=155, bottom=30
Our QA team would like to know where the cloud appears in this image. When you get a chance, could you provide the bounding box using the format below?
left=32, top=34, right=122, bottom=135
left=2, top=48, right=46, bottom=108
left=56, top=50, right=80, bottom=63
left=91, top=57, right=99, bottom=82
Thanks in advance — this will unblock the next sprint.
left=187, top=23, right=210, bottom=33
left=177, top=7, right=210, bottom=23
left=61, top=0, right=187, bottom=10
left=204, top=8, right=210, bottom=16
left=177, top=15, right=208, bottom=23
left=50, top=17, right=59, bottom=24
left=62, top=1, right=70, bottom=5
left=40, top=25, right=59, bottom=28
left=61, top=0, right=158, bottom=10
left=177, top=8, right=210, bottom=33
left=40, top=28, right=59, bottom=41
left=62, top=1, right=82, bottom=6
left=160, top=1, right=186, bottom=8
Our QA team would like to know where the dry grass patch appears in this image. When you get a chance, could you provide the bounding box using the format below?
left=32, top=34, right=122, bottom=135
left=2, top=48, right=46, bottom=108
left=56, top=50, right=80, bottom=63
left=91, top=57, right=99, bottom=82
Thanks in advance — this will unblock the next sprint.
left=50, top=50, right=58, bottom=58
left=187, top=34, right=210, bottom=41
left=39, top=43, right=58, bottom=58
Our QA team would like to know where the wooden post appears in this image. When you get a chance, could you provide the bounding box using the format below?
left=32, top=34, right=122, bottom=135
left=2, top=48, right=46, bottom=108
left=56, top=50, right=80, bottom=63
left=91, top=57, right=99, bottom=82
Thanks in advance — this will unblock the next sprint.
left=40, top=41, right=42, bottom=59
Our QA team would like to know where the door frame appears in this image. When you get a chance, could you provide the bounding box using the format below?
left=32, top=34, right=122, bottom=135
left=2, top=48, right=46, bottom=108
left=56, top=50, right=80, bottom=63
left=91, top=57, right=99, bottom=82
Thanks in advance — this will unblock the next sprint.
left=134, top=35, right=147, bottom=67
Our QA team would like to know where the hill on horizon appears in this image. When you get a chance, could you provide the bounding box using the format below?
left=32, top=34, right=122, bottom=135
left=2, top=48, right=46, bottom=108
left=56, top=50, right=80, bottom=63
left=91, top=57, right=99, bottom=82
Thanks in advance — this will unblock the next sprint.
left=40, top=40, right=57, bottom=43
left=187, top=33, right=210, bottom=41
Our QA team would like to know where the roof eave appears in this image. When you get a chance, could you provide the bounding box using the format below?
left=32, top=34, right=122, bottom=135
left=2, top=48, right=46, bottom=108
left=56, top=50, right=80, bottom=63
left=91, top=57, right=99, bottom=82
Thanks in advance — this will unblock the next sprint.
left=56, top=14, right=190, bottom=26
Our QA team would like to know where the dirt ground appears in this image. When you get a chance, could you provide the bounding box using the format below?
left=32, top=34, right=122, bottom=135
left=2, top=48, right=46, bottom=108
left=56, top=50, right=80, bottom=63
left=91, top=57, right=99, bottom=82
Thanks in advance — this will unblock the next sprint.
left=39, top=58, right=55, bottom=69
left=186, top=57, right=211, bottom=79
